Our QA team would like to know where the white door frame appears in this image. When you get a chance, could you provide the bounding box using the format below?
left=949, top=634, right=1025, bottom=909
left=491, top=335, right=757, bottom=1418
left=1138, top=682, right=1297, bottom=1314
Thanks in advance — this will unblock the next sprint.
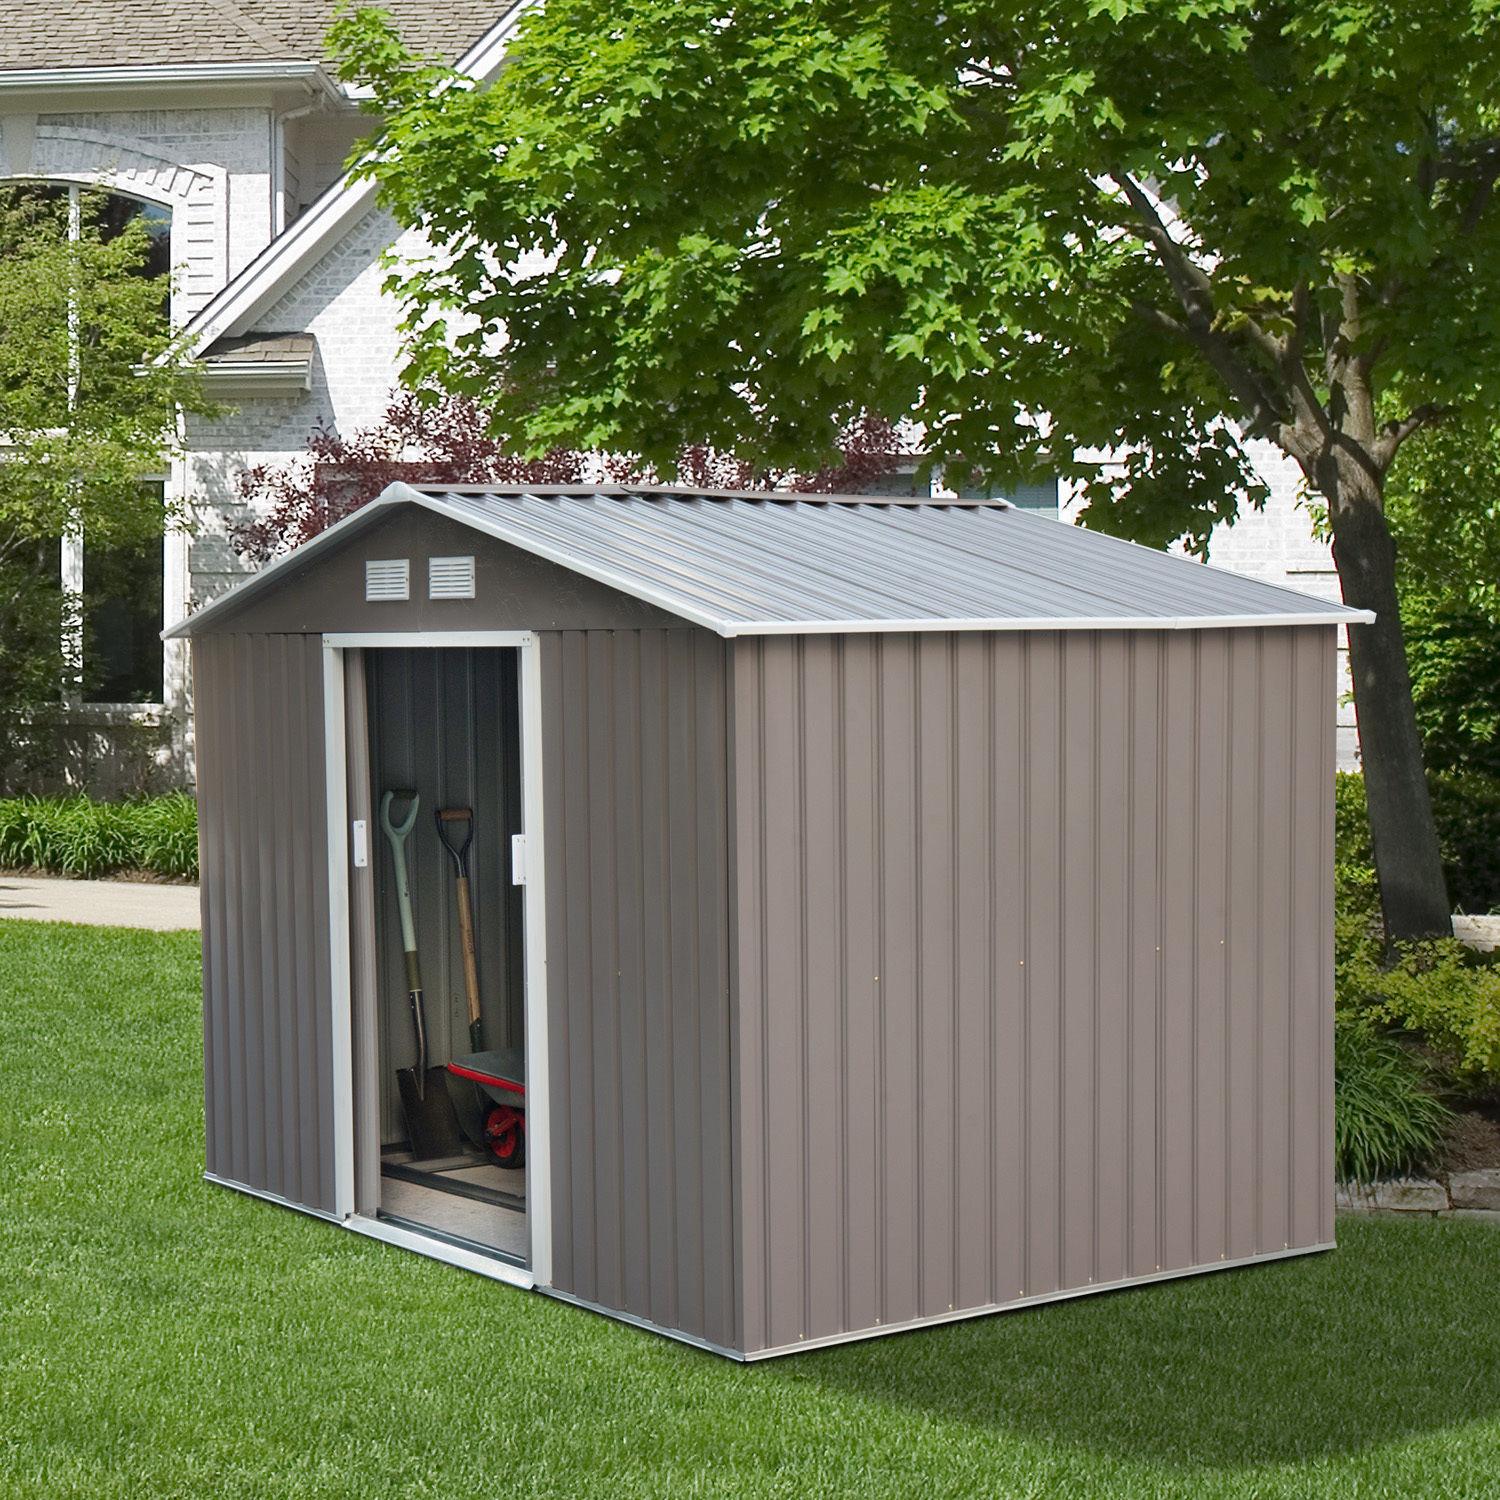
left=320, top=630, right=551, bottom=1292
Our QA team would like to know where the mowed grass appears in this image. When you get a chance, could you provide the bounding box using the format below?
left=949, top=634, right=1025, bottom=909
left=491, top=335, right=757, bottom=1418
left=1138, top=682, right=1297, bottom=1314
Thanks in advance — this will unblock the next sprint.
left=3, top=921, right=1500, bottom=1499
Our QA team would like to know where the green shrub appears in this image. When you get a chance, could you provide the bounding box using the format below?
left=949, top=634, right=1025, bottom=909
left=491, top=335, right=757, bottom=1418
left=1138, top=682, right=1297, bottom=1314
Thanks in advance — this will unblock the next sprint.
left=0, top=794, right=198, bottom=880
left=119, top=792, right=199, bottom=880
left=1334, top=1019, right=1452, bottom=1183
left=1429, top=769, right=1500, bottom=914
left=1334, top=772, right=1382, bottom=975
left=1336, top=767, right=1500, bottom=919
left=1355, top=942, right=1500, bottom=1078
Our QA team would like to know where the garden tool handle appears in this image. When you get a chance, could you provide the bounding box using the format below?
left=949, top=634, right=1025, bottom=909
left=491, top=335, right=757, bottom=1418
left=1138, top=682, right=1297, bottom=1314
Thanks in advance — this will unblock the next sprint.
left=379, top=789, right=421, bottom=965
left=435, top=807, right=482, bottom=1046
left=454, top=873, right=482, bottom=1035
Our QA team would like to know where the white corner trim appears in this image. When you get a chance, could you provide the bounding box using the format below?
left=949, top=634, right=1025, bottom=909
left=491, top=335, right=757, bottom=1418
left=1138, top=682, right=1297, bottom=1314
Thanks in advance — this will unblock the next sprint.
left=173, top=0, right=540, bottom=357
left=322, top=644, right=355, bottom=1220
left=518, top=635, right=552, bottom=1290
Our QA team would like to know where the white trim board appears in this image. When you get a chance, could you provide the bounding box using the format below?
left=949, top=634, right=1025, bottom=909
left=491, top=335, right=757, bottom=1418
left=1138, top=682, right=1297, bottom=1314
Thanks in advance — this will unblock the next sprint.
left=346, top=1214, right=535, bottom=1290
left=517, top=635, right=552, bottom=1290
left=319, top=629, right=552, bottom=1288
left=322, top=630, right=535, bottom=649
left=0, top=62, right=342, bottom=97
left=322, top=643, right=355, bottom=1220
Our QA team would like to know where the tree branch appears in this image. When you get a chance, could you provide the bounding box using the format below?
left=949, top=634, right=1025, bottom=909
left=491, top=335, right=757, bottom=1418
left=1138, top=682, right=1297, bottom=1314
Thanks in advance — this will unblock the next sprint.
left=1114, top=175, right=1296, bottom=443
left=1114, top=175, right=1215, bottom=308
left=1459, top=170, right=1500, bottom=236
left=1375, top=403, right=1454, bottom=469
left=1128, top=299, right=1188, bottom=340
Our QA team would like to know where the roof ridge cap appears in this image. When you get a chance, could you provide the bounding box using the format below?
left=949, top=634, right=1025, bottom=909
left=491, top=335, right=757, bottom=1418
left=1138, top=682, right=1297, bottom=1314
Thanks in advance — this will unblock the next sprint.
left=199, top=0, right=298, bottom=57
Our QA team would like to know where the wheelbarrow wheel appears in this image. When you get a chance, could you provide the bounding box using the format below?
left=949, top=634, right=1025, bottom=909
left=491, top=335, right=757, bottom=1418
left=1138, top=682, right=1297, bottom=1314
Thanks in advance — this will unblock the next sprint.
left=484, top=1104, right=526, bottom=1170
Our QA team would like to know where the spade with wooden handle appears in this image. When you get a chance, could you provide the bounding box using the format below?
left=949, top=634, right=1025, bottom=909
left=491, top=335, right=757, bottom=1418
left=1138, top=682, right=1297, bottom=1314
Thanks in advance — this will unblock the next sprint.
left=435, top=807, right=484, bottom=1053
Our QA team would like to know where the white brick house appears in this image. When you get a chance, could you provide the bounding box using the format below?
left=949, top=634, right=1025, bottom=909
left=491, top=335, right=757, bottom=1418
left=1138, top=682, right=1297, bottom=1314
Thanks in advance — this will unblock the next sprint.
left=0, top=0, right=1355, bottom=786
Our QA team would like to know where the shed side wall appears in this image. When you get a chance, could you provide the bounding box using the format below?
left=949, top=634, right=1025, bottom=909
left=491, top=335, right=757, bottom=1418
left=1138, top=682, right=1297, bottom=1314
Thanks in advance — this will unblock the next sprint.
left=194, top=632, right=336, bottom=1214
left=539, top=628, right=737, bottom=1349
left=730, top=627, right=1335, bottom=1355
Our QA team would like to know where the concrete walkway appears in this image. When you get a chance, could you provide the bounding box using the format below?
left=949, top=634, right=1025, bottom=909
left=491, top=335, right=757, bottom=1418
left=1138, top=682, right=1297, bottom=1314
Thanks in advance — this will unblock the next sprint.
left=0, top=873, right=200, bottom=931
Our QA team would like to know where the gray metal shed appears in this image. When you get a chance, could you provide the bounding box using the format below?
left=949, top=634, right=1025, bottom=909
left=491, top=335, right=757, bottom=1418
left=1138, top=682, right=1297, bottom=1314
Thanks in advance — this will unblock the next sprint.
left=172, top=482, right=1368, bottom=1359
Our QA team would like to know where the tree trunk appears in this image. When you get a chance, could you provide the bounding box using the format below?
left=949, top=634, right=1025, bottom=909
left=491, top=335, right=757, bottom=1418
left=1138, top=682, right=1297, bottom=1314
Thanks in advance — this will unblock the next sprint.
left=1326, top=480, right=1451, bottom=943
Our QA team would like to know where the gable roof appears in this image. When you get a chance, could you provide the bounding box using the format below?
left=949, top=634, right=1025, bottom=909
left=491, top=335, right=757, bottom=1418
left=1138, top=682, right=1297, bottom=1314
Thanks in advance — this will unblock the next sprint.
left=168, top=483, right=1372, bottom=640
left=0, top=1, right=502, bottom=72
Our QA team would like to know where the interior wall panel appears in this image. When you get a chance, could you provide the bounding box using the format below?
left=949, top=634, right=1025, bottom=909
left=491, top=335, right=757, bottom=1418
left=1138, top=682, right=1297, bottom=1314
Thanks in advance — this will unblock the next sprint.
left=193, top=632, right=335, bottom=1215
left=730, top=627, right=1337, bottom=1356
left=364, top=647, right=524, bottom=1143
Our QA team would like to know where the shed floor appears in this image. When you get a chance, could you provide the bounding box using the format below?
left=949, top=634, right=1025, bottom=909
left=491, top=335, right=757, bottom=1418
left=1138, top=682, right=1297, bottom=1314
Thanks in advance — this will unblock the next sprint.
left=380, top=1165, right=528, bottom=1263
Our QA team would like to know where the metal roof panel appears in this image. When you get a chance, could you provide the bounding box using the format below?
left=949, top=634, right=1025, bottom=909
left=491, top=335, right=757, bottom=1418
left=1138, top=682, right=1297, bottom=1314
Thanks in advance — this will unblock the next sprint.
left=168, top=484, right=1371, bottom=639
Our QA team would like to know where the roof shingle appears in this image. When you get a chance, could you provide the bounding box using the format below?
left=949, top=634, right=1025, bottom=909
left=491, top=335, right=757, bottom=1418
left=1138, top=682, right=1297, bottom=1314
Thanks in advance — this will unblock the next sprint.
left=0, top=0, right=504, bottom=72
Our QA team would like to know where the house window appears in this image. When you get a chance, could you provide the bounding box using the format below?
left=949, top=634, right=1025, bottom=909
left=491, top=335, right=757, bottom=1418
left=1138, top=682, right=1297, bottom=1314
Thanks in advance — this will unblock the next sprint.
left=83, top=482, right=166, bottom=704
left=861, top=464, right=1063, bottom=517
left=955, top=475, right=1061, bottom=518
left=861, top=466, right=926, bottom=497
left=2, top=183, right=172, bottom=704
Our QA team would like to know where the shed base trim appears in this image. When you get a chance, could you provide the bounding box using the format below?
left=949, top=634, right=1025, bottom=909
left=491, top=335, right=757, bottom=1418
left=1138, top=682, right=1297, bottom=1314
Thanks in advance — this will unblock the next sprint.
left=741, top=1239, right=1337, bottom=1360
left=206, top=1176, right=537, bottom=1290
left=538, top=1288, right=747, bottom=1362
left=204, top=1171, right=343, bottom=1222
left=344, top=1213, right=536, bottom=1290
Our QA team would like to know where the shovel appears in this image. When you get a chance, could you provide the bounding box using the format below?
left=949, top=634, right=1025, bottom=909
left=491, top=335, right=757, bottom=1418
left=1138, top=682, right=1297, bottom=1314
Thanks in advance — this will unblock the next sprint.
left=379, top=789, right=464, bottom=1160
left=435, top=807, right=484, bottom=1053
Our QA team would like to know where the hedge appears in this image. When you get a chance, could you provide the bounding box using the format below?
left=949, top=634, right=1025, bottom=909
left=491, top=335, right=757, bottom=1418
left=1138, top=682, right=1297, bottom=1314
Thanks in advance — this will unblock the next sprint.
left=0, top=794, right=198, bottom=881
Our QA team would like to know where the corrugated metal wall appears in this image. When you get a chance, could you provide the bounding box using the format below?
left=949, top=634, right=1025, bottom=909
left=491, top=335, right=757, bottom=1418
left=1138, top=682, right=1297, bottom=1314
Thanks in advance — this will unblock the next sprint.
left=365, top=647, right=525, bottom=1144
left=539, top=628, right=738, bottom=1349
left=194, top=633, right=337, bottom=1215
left=729, top=627, right=1335, bottom=1355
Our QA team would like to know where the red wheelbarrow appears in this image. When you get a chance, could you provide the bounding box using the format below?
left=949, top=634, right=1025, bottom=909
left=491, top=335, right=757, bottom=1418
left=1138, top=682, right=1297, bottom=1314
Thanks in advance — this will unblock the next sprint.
left=446, top=1048, right=526, bottom=1169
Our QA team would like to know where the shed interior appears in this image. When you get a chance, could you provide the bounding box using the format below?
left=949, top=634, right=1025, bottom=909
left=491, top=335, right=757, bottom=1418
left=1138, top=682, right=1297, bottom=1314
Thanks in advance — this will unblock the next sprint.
left=365, top=646, right=529, bottom=1263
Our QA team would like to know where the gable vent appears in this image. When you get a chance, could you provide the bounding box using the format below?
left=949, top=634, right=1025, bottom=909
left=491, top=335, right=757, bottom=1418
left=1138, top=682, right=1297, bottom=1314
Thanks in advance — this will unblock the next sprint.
left=428, top=555, right=476, bottom=600
left=365, top=558, right=410, bottom=601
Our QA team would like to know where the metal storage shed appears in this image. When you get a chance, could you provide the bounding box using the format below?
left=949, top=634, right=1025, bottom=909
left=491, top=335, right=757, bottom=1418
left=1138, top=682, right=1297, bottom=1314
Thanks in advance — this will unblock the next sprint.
left=171, top=482, right=1368, bottom=1359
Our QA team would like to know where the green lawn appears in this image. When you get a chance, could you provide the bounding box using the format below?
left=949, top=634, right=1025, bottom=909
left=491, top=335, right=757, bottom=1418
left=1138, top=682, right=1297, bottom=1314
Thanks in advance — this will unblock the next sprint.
left=2, top=920, right=1499, bottom=1499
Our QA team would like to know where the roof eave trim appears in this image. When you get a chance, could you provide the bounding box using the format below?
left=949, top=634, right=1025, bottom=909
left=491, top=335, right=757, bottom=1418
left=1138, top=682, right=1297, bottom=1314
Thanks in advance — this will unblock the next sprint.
left=172, top=0, right=537, bottom=359
left=0, top=61, right=342, bottom=100
left=719, top=610, right=1373, bottom=637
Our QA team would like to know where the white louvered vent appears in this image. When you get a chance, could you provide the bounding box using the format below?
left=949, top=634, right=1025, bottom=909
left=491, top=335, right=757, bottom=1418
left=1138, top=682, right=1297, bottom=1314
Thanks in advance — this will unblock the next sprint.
left=365, top=558, right=410, bottom=601
left=428, top=555, right=476, bottom=600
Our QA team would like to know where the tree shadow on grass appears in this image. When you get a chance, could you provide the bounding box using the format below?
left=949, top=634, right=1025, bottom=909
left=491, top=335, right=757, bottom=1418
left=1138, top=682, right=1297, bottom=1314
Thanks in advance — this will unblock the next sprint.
left=786, top=1218, right=1500, bottom=1469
